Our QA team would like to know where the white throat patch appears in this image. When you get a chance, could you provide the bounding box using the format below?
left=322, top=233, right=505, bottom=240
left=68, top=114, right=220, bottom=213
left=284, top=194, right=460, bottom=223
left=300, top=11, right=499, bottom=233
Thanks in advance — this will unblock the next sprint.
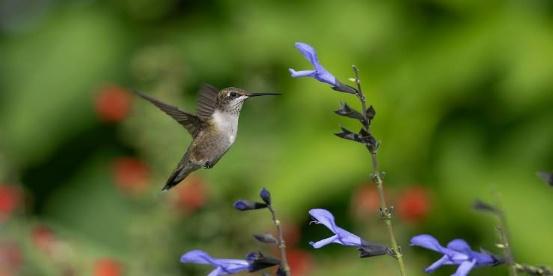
left=212, top=110, right=238, bottom=143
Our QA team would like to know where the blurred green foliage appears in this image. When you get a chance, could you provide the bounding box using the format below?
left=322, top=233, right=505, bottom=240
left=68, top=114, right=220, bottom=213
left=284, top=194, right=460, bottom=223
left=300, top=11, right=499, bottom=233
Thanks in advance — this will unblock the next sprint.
left=1, top=0, right=552, bottom=275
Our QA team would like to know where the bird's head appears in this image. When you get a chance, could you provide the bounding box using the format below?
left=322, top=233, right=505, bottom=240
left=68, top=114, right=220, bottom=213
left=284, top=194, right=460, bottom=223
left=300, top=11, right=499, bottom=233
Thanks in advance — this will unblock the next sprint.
left=217, top=87, right=280, bottom=113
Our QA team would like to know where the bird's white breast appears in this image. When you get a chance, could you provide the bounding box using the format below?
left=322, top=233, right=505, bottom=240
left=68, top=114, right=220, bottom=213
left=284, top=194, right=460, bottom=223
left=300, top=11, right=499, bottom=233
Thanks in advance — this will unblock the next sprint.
left=212, top=110, right=238, bottom=144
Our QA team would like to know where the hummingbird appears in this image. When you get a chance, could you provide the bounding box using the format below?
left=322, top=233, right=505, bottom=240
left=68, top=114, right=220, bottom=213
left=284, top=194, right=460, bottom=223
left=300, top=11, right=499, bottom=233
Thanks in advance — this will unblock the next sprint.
left=136, top=84, right=279, bottom=191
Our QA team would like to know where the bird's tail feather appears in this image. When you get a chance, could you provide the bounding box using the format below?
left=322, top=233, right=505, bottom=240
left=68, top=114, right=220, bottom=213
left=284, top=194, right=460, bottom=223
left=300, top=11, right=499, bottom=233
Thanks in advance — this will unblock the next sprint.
left=161, top=165, right=197, bottom=191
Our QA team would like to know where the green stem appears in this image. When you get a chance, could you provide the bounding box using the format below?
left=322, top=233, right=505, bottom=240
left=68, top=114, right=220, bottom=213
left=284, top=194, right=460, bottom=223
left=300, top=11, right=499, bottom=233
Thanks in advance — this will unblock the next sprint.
left=371, top=152, right=407, bottom=276
left=514, top=263, right=553, bottom=276
left=268, top=205, right=291, bottom=276
left=352, top=65, right=406, bottom=276
left=494, top=193, right=518, bottom=276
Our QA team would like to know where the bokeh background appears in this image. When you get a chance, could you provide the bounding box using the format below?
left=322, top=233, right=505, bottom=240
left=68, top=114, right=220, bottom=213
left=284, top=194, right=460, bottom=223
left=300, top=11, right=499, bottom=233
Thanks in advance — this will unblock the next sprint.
left=1, top=0, right=553, bottom=275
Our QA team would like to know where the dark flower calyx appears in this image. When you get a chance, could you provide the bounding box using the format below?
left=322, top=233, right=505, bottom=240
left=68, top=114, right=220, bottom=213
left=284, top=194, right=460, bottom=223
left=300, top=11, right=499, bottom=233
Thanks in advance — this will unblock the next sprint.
left=358, top=128, right=377, bottom=145
left=253, top=233, right=278, bottom=244
left=276, top=267, right=287, bottom=276
left=358, top=239, right=393, bottom=258
left=234, top=200, right=267, bottom=211
left=246, top=251, right=280, bottom=272
left=335, top=127, right=376, bottom=146
left=366, top=106, right=376, bottom=122
left=335, top=127, right=358, bottom=141
left=331, top=80, right=358, bottom=94
left=335, top=102, right=365, bottom=123
left=473, top=199, right=499, bottom=214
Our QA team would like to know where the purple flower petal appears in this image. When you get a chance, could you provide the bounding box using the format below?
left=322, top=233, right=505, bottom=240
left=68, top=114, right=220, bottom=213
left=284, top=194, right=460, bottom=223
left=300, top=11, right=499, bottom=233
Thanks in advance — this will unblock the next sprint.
left=335, top=229, right=364, bottom=246
left=447, top=239, right=472, bottom=253
left=309, top=209, right=363, bottom=247
left=309, top=209, right=339, bottom=232
left=448, top=239, right=499, bottom=265
left=315, top=69, right=337, bottom=85
left=309, top=235, right=338, bottom=249
left=181, top=250, right=218, bottom=266
left=288, top=69, right=315, bottom=78
left=212, top=259, right=250, bottom=274
left=410, top=234, right=447, bottom=254
left=180, top=250, right=250, bottom=275
left=471, top=251, right=499, bottom=266
left=446, top=239, right=474, bottom=263
left=453, top=260, right=476, bottom=276
left=208, top=267, right=224, bottom=276
left=289, top=42, right=337, bottom=86
left=425, top=255, right=450, bottom=273
left=295, top=42, right=320, bottom=67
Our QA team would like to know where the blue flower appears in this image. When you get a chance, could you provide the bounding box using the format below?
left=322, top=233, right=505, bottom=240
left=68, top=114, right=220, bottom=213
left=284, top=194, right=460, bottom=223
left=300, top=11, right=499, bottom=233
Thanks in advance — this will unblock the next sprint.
left=308, top=208, right=362, bottom=248
left=308, top=209, right=390, bottom=257
left=180, top=250, right=250, bottom=276
left=289, top=42, right=337, bottom=86
left=410, top=234, right=503, bottom=276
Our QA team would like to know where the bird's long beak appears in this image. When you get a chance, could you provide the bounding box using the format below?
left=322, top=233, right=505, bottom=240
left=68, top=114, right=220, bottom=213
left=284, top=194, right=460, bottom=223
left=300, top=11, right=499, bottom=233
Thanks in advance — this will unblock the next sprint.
left=246, top=92, right=281, bottom=98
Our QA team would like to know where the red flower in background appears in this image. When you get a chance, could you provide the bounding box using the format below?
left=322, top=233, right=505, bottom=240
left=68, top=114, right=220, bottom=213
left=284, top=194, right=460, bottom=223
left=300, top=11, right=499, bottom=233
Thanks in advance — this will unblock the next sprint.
left=93, top=258, right=122, bottom=276
left=283, top=223, right=301, bottom=247
left=0, top=242, right=22, bottom=275
left=351, top=184, right=381, bottom=218
left=286, top=248, right=313, bottom=276
left=172, top=175, right=208, bottom=214
left=113, top=157, right=150, bottom=195
left=94, top=85, right=132, bottom=123
left=31, top=225, right=56, bottom=255
left=396, top=186, right=431, bottom=224
left=0, top=185, right=22, bottom=223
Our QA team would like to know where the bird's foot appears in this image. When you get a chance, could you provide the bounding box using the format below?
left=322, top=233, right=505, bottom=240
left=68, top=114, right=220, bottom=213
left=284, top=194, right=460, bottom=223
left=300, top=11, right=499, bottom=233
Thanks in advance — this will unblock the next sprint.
left=203, top=161, right=214, bottom=169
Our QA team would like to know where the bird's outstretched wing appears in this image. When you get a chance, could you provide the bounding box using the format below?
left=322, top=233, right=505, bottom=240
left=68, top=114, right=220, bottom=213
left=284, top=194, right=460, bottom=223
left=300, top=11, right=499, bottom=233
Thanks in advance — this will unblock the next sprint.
left=136, top=91, right=203, bottom=137
left=196, top=84, right=219, bottom=120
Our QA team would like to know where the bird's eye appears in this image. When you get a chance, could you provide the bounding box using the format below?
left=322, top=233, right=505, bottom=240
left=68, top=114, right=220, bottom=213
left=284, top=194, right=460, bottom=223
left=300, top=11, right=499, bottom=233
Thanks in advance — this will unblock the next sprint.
left=229, top=92, right=238, bottom=97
